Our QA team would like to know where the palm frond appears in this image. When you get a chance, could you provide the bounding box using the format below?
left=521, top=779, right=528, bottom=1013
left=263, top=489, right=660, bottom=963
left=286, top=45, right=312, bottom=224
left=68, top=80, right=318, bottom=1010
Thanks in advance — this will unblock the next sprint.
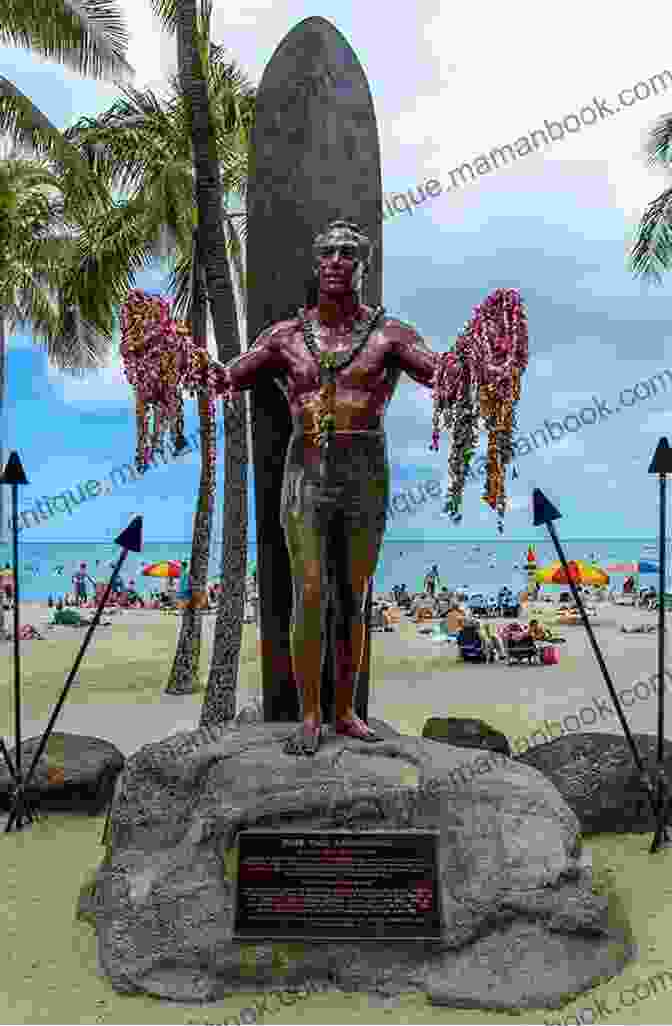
left=68, top=195, right=159, bottom=314
left=646, top=114, right=672, bottom=168
left=166, top=233, right=200, bottom=322
left=630, top=185, right=672, bottom=283
left=0, top=79, right=109, bottom=216
left=149, top=0, right=177, bottom=35
left=0, top=0, right=133, bottom=84
left=65, top=85, right=189, bottom=197
left=0, top=78, right=80, bottom=165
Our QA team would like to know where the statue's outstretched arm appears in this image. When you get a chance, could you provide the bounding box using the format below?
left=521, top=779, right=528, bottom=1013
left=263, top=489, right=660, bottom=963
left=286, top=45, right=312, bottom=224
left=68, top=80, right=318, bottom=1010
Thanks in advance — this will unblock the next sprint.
left=210, top=325, right=286, bottom=403
left=391, top=321, right=459, bottom=391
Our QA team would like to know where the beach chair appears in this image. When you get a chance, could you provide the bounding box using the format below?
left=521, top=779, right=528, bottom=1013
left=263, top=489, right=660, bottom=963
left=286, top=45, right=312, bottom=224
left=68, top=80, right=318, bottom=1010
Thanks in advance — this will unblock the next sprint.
left=457, top=625, right=489, bottom=663
left=370, top=606, right=386, bottom=631
left=504, top=631, right=539, bottom=665
left=468, top=594, right=488, bottom=617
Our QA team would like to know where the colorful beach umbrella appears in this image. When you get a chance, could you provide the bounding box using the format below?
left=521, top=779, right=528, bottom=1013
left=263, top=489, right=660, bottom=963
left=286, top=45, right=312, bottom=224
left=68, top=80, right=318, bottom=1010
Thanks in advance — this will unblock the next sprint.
left=142, top=560, right=181, bottom=578
left=535, top=559, right=609, bottom=586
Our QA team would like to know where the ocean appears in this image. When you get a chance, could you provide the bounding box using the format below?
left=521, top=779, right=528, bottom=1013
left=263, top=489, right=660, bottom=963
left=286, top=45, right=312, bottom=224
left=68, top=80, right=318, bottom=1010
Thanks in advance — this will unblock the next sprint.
left=0, top=537, right=667, bottom=602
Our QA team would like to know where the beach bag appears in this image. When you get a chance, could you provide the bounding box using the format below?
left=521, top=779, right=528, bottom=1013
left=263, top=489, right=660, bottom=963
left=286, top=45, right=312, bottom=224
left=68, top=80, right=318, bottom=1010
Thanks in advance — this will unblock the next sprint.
left=541, top=645, right=560, bottom=665
left=53, top=608, right=83, bottom=626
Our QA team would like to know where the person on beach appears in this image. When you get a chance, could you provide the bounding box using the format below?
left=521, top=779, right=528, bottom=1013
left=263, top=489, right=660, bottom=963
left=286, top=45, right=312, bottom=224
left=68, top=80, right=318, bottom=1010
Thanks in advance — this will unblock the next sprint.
left=109, top=562, right=125, bottom=597
left=3, top=563, right=13, bottom=609
left=126, top=578, right=144, bottom=608
left=72, top=563, right=95, bottom=607
left=424, top=564, right=440, bottom=598
left=528, top=618, right=547, bottom=642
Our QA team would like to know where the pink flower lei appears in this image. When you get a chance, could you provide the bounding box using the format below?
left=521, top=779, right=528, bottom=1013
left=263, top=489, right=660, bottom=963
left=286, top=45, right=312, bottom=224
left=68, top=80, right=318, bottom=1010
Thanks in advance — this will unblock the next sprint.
left=119, top=289, right=218, bottom=477
left=431, top=288, right=529, bottom=533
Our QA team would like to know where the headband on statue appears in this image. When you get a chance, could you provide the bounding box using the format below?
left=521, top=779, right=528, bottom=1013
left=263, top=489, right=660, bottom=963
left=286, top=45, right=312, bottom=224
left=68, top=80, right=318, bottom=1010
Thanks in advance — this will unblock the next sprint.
left=312, top=219, right=373, bottom=270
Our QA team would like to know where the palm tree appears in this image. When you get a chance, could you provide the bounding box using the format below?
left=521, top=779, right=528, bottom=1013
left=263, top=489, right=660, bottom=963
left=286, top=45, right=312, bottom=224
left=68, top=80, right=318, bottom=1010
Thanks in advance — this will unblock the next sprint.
left=0, top=0, right=133, bottom=541
left=64, top=44, right=253, bottom=695
left=148, top=0, right=253, bottom=723
left=0, top=147, right=118, bottom=636
left=631, top=114, right=672, bottom=282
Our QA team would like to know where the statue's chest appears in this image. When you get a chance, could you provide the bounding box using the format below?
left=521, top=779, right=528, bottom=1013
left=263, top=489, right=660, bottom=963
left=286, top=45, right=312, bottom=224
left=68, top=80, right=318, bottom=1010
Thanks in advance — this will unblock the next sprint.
left=283, top=330, right=389, bottom=391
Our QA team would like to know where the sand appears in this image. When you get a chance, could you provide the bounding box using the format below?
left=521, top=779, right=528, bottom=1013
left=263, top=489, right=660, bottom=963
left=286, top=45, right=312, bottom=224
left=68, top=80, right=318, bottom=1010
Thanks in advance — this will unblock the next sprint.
left=2, top=599, right=672, bottom=1024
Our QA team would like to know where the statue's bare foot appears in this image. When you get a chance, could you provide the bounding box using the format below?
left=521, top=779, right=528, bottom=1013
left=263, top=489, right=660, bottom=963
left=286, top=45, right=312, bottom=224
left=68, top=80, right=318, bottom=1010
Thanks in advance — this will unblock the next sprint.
left=334, top=715, right=382, bottom=742
left=284, top=721, right=322, bottom=756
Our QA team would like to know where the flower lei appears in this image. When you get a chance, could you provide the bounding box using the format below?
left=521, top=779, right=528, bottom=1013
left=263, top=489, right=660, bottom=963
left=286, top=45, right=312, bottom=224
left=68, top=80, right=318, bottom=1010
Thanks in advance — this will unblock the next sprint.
left=431, top=288, right=528, bottom=534
left=119, top=289, right=218, bottom=484
left=299, top=305, right=384, bottom=450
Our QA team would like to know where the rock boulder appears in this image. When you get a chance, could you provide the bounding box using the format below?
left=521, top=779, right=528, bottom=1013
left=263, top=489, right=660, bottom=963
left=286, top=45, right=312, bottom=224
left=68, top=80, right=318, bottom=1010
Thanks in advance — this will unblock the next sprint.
left=0, top=732, right=124, bottom=815
left=516, top=731, right=672, bottom=833
left=77, top=721, right=632, bottom=1009
left=422, top=716, right=511, bottom=756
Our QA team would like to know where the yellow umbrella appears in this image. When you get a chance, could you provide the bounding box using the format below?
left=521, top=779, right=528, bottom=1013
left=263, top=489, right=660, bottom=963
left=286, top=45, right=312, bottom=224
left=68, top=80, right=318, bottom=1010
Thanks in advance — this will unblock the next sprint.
left=535, top=559, right=609, bottom=586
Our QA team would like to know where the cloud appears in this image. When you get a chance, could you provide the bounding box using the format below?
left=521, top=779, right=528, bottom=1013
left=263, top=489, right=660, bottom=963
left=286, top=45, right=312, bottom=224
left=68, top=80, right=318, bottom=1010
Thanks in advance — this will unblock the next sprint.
left=47, top=355, right=132, bottom=405
left=639, top=411, right=672, bottom=434
left=549, top=391, right=604, bottom=410
left=534, top=358, right=554, bottom=378
left=387, top=1, right=672, bottom=230
left=506, top=495, right=530, bottom=512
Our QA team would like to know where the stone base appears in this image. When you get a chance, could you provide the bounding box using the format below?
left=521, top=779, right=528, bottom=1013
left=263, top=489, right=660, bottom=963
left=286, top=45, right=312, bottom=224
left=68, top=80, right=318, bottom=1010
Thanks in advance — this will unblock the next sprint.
left=77, top=720, right=633, bottom=1009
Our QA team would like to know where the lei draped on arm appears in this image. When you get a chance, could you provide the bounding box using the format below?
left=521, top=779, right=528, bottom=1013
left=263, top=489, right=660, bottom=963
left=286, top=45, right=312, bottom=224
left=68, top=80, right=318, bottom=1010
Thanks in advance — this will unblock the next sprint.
left=431, top=288, right=529, bottom=534
left=119, top=289, right=218, bottom=477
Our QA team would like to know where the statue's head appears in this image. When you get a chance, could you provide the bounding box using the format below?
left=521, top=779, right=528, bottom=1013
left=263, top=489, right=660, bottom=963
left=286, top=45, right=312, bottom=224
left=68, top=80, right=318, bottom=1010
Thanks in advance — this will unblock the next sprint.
left=312, top=219, right=372, bottom=299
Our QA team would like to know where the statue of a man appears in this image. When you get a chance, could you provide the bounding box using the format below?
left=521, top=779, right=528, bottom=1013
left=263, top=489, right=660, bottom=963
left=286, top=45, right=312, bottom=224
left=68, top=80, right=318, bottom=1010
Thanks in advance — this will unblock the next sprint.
left=214, top=220, right=523, bottom=756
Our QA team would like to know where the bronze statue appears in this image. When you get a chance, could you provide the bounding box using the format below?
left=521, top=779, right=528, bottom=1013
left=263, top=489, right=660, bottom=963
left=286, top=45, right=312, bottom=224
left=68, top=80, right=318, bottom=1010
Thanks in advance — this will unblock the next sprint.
left=214, top=220, right=526, bottom=756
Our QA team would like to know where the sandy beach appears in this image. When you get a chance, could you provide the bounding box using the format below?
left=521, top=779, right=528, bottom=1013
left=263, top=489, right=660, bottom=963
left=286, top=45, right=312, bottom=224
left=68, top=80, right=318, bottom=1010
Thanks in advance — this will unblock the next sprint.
left=2, top=598, right=672, bottom=1024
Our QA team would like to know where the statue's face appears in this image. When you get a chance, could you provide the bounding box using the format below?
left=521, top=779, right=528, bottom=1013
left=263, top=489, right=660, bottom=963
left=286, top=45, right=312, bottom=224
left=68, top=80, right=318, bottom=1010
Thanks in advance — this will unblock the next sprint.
left=315, top=241, right=360, bottom=296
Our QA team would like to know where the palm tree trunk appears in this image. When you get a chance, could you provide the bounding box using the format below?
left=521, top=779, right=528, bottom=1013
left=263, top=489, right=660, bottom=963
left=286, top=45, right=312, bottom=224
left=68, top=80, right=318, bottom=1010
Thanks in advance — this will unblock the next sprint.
left=201, top=217, right=248, bottom=726
left=0, top=312, right=5, bottom=544
left=165, top=281, right=214, bottom=694
left=175, top=0, right=247, bottom=726
left=0, top=313, right=5, bottom=641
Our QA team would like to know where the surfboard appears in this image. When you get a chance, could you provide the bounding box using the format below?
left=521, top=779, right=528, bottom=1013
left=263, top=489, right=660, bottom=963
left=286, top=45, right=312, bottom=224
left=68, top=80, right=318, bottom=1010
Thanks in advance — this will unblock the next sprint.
left=246, top=16, right=383, bottom=723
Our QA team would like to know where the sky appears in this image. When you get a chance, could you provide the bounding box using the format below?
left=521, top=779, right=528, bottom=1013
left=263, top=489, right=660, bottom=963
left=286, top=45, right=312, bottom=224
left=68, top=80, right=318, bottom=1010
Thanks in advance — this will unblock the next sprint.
left=3, top=0, right=672, bottom=542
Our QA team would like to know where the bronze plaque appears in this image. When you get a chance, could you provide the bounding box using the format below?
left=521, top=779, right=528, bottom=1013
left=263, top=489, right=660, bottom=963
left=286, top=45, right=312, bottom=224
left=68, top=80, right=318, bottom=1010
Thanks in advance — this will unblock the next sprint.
left=232, top=829, right=441, bottom=940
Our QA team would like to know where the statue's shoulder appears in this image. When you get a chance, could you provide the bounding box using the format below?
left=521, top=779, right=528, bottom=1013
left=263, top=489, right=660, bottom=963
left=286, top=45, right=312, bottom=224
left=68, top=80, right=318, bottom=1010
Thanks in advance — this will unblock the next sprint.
left=377, top=314, right=421, bottom=342
left=252, top=315, right=300, bottom=348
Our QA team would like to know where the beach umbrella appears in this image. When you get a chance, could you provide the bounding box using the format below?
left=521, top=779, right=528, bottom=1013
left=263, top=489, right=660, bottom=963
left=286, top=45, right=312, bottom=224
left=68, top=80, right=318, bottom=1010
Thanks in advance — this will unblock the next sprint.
left=605, top=562, right=638, bottom=573
left=0, top=566, right=12, bottom=577
left=535, top=559, right=609, bottom=586
left=142, top=560, right=181, bottom=578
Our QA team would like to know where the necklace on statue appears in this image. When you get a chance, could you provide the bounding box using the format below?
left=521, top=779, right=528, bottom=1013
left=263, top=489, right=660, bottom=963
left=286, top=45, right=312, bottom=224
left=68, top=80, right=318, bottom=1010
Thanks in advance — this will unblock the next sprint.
left=298, top=304, right=385, bottom=457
